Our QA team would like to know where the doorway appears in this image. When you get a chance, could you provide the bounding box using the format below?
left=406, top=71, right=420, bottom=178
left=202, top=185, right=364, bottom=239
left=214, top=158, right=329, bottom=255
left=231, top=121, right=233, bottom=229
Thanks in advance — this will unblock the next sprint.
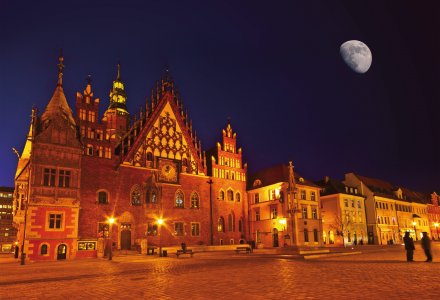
left=273, top=228, right=279, bottom=247
left=57, top=244, right=67, bottom=260
left=121, top=230, right=131, bottom=250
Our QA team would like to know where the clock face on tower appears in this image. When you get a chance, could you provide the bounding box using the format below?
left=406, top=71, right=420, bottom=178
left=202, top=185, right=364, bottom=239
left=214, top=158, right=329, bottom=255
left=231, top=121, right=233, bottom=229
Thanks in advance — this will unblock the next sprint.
left=158, top=159, right=179, bottom=183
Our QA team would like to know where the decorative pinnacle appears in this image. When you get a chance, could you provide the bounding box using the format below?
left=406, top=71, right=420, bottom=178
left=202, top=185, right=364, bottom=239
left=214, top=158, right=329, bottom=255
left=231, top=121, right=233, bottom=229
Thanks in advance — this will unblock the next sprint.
left=117, top=63, right=121, bottom=80
left=87, top=74, right=92, bottom=85
left=57, top=49, right=64, bottom=86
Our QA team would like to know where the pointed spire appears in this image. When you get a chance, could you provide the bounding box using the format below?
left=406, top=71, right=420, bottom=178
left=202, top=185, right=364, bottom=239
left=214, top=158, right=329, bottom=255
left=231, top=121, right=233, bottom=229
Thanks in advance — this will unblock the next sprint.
left=117, top=62, right=121, bottom=80
left=57, top=49, right=64, bottom=87
left=203, top=151, right=207, bottom=168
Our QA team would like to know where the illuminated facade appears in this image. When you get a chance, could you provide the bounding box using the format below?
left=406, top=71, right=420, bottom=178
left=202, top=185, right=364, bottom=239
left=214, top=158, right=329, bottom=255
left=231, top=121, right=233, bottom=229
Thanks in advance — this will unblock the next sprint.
left=428, top=192, right=440, bottom=240
left=248, top=163, right=323, bottom=248
left=344, top=173, right=431, bottom=244
left=317, top=177, right=367, bottom=246
left=13, top=56, right=248, bottom=262
left=0, top=187, right=16, bottom=253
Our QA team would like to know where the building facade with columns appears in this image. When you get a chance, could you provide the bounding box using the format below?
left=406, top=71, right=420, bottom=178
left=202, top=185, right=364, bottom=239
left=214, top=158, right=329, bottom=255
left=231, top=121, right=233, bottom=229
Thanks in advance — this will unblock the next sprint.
left=13, top=56, right=248, bottom=262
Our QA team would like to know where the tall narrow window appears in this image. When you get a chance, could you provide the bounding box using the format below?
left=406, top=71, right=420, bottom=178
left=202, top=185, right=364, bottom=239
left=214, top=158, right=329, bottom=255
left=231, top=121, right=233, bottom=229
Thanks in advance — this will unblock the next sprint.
left=227, top=190, right=234, bottom=201
left=255, top=193, right=259, bottom=203
left=131, top=186, right=141, bottom=206
left=219, top=190, right=225, bottom=201
left=304, top=229, right=309, bottom=242
left=271, top=207, right=277, bottom=219
left=147, top=189, right=158, bottom=204
left=98, top=191, right=108, bottom=204
left=58, top=170, right=71, bottom=188
left=313, top=229, right=318, bottom=242
left=310, top=191, right=316, bottom=201
left=218, top=217, right=225, bottom=232
left=191, top=223, right=200, bottom=236
left=238, top=219, right=243, bottom=233
left=190, top=192, right=199, bottom=209
left=43, top=168, right=56, bottom=187
left=228, top=214, right=234, bottom=232
left=236, top=192, right=241, bottom=202
left=174, top=222, right=184, bottom=236
left=175, top=190, right=184, bottom=208
left=312, top=208, right=317, bottom=219
left=255, top=210, right=260, bottom=221
left=302, top=207, right=308, bottom=219
left=300, top=190, right=306, bottom=200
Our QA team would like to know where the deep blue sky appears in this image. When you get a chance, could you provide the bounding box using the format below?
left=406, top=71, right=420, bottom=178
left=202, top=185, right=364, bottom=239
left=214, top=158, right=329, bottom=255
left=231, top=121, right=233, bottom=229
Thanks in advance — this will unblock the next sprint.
left=1, top=1, right=439, bottom=192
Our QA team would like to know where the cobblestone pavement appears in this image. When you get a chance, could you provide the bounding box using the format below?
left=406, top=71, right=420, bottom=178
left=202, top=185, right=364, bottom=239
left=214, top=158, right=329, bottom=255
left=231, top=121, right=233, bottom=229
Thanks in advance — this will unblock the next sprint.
left=1, top=242, right=439, bottom=299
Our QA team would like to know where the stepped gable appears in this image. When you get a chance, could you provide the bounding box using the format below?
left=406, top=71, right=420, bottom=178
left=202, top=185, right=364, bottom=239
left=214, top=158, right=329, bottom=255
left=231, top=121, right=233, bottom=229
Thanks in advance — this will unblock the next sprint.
left=117, top=69, right=206, bottom=175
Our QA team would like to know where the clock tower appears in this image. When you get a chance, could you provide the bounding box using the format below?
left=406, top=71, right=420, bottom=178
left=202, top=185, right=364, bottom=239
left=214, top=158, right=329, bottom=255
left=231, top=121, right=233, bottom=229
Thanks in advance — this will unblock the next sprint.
left=102, top=64, right=129, bottom=141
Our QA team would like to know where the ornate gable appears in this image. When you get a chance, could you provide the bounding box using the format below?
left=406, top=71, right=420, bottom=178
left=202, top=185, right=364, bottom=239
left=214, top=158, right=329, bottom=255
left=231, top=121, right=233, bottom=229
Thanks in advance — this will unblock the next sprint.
left=120, top=75, right=206, bottom=175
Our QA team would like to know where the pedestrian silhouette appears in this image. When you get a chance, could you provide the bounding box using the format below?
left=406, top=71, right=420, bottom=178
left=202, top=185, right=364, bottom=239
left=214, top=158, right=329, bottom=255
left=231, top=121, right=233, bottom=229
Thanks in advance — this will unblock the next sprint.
left=403, top=232, right=415, bottom=262
left=421, top=232, right=432, bottom=262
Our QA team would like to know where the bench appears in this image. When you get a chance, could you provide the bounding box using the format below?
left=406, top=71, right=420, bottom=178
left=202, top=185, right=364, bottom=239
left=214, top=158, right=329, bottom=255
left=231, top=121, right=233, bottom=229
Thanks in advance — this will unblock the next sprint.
left=176, top=249, right=194, bottom=258
left=235, top=246, right=251, bottom=254
left=147, top=246, right=157, bottom=255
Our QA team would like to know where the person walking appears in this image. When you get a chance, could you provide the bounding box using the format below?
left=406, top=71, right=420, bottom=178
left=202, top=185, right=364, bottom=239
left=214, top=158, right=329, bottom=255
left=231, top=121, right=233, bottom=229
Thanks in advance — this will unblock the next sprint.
left=421, top=232, right=433, bottom=262
left=403, top=232, right=415, bottom=262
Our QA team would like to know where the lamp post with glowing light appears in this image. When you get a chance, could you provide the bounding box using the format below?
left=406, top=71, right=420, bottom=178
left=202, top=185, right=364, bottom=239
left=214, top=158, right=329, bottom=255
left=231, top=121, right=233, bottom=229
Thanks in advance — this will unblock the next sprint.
left=435, top=222, right=439, bottom=240
left=107, top=217, right=115, bottom=260
left=157, top=218, right=164, bottom=257
left=412, top=221, right=418, bottom=241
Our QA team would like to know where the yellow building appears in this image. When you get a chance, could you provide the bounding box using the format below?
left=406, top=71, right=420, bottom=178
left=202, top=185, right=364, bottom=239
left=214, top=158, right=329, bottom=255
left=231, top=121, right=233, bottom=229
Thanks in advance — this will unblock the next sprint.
left=248, top=162, right=323, bottom=248
left=344, top=173, right=431, bottom=244
left=317, top=177, right=367, bottom=246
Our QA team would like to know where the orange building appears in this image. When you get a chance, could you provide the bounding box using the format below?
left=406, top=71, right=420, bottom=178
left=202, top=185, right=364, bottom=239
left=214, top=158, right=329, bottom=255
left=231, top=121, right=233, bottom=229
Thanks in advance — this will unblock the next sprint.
left=13, top=55, right=248, bottom=262
left=317, top=177, right=367, bottom=246
left=248, top=163, right=323, bottom=248
left=428, top=192, right=440, bottom=240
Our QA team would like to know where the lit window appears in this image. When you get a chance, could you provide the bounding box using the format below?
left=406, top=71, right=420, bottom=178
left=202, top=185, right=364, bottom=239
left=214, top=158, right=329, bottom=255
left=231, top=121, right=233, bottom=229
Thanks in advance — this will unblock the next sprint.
left=175, top=190, right=184, bottom=208
left=302, top=207, right=308, bottom=219
left=311, top=191, right=316, bottom=201
left=131, top=186, right=141, bottom=206
left=98, top=223, right=110, bottom=238
left=312, top=208, right=317, bottom=219
left=218, top=217, right=225, bottom=232
left=191, top=223, right=200, bottom=236
left=300, top=190, right=306, bottom=200
left=190, top=192, right=199, bottom=209
left=219, top=190, right=225, bottom=201
left=271, top=207, right=277, bottom=219
left=255, top=210, right=260, bottom=221
left=147, top=223, right=157, bottom=236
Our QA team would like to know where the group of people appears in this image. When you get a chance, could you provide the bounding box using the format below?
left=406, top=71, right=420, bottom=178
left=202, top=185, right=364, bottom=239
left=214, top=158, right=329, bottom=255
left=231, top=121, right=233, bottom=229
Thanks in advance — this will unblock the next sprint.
left=403, top=231, right=433, bottom=262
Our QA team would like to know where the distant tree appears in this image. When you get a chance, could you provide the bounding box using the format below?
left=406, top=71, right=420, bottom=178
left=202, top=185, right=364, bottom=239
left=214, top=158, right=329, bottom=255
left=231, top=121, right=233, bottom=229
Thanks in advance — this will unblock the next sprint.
left=329, top=215, right=352, bottom=247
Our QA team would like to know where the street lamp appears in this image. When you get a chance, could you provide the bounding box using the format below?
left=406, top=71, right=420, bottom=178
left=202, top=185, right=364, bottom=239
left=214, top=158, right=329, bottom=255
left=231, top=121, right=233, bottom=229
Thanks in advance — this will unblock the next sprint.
left=157, top=218, right=164, bottom=257
left=435, top=222, right=439, bottom=240
left=107, top=217, right=115, bottom=260
left=412, top=221, right=418, bottom=241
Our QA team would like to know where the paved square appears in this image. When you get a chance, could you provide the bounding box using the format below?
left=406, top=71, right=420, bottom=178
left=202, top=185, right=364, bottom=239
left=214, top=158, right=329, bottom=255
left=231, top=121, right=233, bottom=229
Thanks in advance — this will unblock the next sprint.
left=1, top=243, right=439, bottom=299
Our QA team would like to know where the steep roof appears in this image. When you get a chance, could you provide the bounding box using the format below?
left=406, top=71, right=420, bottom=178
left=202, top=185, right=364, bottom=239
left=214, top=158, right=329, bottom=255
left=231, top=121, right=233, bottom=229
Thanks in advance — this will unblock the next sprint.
left=353, top=173, right=430, bottom=204
left=315, top=177, right=362, bottom=197
left=40, top=85, right=76, bottom=128
left=248, top=164, right=319, bottom=190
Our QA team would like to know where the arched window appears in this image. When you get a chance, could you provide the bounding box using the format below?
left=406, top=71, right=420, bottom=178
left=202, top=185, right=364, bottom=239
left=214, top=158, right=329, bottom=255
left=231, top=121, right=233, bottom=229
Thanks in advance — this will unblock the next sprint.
left=131, top=185, right=141, bottom=206
left=97, top=191, right=108, bottom=204
left=218, top=217, right=225, bottom=232
left=236, top=192, right=241, bottom=202
left=149, top=188, right=159, bottom=203
left=190, top=192, right=199, bottom=209
left=175, top=190, right=184, bottom=208
left=146, top=152, right=153, bottom=161
left=41, top=244, right=48, bottom=255
left=219, top=190, right=225, bottom=201
left=227, top=189, right=234, bottom=201
left=238, top=219, right=243, bottom=233
left=228, top=214, right=234, bottom=232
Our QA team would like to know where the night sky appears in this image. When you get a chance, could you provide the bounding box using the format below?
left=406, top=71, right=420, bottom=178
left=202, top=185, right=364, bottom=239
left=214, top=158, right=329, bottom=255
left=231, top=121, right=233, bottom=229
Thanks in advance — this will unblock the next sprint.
left=1, top=1, right=439, bottom=192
